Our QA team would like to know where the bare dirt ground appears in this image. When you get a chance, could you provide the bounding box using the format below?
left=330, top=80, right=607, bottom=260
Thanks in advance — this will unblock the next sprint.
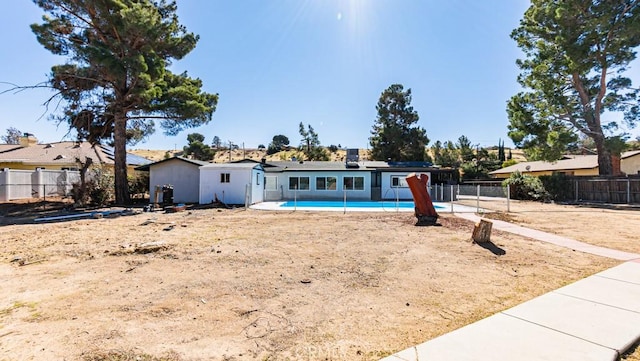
left=0, top=201, right=633, bottom=361
left=456, top=198, right=640, bottom=255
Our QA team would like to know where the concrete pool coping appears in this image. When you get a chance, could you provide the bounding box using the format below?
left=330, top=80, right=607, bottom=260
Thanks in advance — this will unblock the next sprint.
left=251, top=201, right=479, bottom=213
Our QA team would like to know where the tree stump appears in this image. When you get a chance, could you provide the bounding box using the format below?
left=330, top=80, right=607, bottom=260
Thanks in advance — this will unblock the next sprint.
left=472, top=219, right=493, bottom=243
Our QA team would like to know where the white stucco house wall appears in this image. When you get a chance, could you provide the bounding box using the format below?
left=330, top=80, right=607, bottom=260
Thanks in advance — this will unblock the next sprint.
left=199, top=163, right=264, bottom=205
left=136, top=157, right=208, bottom=203
left=263, top=161, right=373, bottom=201
left=138, top=157, right=450, bottom=205
left=262, top=161, right=437, bottom=201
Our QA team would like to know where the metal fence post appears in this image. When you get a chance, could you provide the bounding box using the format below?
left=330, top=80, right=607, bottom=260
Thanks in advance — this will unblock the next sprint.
left=476, top=184, right=480, bottom=213
left=343, top=189, right=347, bottom=214
left=507, top=184, right=510, bottom=213
left=575, top=180, right=579, bottom=202
left=450, top=185, right=454, bottom=213
left=627, top=178, right=631, bottom=204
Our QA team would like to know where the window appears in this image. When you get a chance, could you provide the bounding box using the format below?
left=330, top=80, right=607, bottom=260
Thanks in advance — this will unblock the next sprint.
left=256, top=173, right=261, bottom=185
left=289, top=176, right=310, bottom=190
left=220, top=173, right=231, bottom=183
left=316, top=176, right=337, bottom=190
left=343, top=176, right=364, bottom=190
left=391, top=176, right=409, bottom=188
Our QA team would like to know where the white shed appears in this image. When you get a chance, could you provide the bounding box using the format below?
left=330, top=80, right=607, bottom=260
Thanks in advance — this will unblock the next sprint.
left=199, top=163, right=264, bottom=205
left=137, top=157, right=208, bottom=204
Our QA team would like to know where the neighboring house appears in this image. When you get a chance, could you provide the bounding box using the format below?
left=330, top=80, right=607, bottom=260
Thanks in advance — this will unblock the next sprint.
left=135, top=157, right=208, bottom=204
left=490, top=151, right=640, bottom=179
left=199, top=163, right=264, bottom=205
left=0, top=134, right=150, bottom=171
left=622, top=150, right=640, bottom=175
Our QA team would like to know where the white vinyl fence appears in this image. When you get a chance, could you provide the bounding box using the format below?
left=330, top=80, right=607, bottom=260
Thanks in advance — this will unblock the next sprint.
left=0, top=168, right=81, bottom=202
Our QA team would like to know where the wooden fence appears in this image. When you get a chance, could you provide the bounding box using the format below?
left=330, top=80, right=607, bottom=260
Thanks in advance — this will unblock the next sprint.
left=573, top=178, right=640, bottom=204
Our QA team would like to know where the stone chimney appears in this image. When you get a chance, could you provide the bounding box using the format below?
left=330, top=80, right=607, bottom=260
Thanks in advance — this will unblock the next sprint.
left=19, top=133, right=38, bottom=147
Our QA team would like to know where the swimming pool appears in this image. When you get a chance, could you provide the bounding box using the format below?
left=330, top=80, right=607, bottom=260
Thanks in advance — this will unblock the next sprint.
left=278, top=200, right=444, bottom=209
left=251, top=200, right=474, bottom=212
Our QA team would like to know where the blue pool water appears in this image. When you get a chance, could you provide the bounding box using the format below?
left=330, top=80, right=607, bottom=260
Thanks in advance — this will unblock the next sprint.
left=279, top=200, right=443, bottom=209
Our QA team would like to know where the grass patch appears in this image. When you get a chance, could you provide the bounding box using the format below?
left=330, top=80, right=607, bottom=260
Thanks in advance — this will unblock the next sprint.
left=0, top=301, right=38, bottom=316
left=82, top=350, right=181, bottom=361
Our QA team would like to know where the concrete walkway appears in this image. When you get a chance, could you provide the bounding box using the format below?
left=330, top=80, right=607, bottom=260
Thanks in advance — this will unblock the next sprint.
left=381, top=215, right=640, bottom=361
left=456, top=213, right=640, bottom=261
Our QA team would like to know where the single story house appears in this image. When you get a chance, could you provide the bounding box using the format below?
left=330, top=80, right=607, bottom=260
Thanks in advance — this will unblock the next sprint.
left=490, top=151, right=640, bottom=179
left=137, top=151, right=456, bottom=205
left=135, top=157, right=208, bottom=204
left=199, top=163, right=264, bottom=205
left=259, top=160, right=455, bottom=202
left=0, top=134, right=151, bottom=171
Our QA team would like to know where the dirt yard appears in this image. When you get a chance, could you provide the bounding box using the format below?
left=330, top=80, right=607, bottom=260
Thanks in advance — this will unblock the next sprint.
left=456, top=198, right=640, bottom=254
left=0, top=202, right=634, bottom=361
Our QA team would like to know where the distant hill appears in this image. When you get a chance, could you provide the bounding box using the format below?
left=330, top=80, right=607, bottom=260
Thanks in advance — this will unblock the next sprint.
left=130, top=147, right=528, bottom=164
left=130, top=148, right=373, bottom=163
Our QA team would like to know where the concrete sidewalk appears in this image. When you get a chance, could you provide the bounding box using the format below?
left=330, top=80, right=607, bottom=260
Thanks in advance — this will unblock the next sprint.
left=382, top=260, right=640, bottom=361
left=455, top=213, right=640, bottom=261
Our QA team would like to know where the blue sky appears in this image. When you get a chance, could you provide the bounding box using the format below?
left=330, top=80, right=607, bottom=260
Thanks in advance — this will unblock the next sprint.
left=2, top=1, right=635, bottom=151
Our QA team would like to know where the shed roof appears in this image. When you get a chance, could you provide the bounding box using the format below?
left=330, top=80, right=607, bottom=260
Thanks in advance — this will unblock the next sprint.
left=200, top=163, right=263, bottom=170
left=135, top=156, right=209, bottom=171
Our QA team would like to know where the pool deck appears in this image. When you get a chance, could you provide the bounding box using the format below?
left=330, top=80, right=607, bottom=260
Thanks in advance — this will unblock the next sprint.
left=251, top=201, right=478, bottom=213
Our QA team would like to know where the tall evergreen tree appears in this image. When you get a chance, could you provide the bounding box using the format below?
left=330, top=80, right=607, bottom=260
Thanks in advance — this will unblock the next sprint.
left=508, top=0, right=640, bottom=175
left=498, top=139, right=506, bottom=162
left=267, top=134, right=290, bottom=155
left=298, top=123, right=328, bottom=161
left=31, top=0, right=218, bottom=203
left=456, top=135, right=475, bottom=163
left=183, top=133, right=215, bottom=161
left=369, top=84, right=429, bottom=161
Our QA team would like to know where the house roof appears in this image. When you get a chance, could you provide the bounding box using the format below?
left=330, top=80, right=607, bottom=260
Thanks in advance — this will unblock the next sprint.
left=623, top=150, right=640, bottom=159
left=0, top=144, right=21, bottom=153
left=200, top=163, right=263, bottom=170
left=135, top=156, right=209, bottom=171
left=0, top=141, right=150, bottom=167
left=490, top=150, right=640, bottom=175
left=99, top=145, right=153, bottom=166
left=265, top=161, right=370, bottom=172
left=263, top=160, right=442, bottom=172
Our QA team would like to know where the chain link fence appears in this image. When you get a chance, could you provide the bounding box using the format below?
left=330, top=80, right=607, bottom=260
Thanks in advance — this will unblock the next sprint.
left=430, top=184, right=511, bottom=213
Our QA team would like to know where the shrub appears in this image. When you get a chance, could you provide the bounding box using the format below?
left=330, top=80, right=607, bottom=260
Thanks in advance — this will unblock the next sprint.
left=502, top=171, right=548, bottom=201
left=129, top=172, right=149, bottom=200
left=71, top=167, right=115, bottom=207
left=539, top=173, right=574, bottom=202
